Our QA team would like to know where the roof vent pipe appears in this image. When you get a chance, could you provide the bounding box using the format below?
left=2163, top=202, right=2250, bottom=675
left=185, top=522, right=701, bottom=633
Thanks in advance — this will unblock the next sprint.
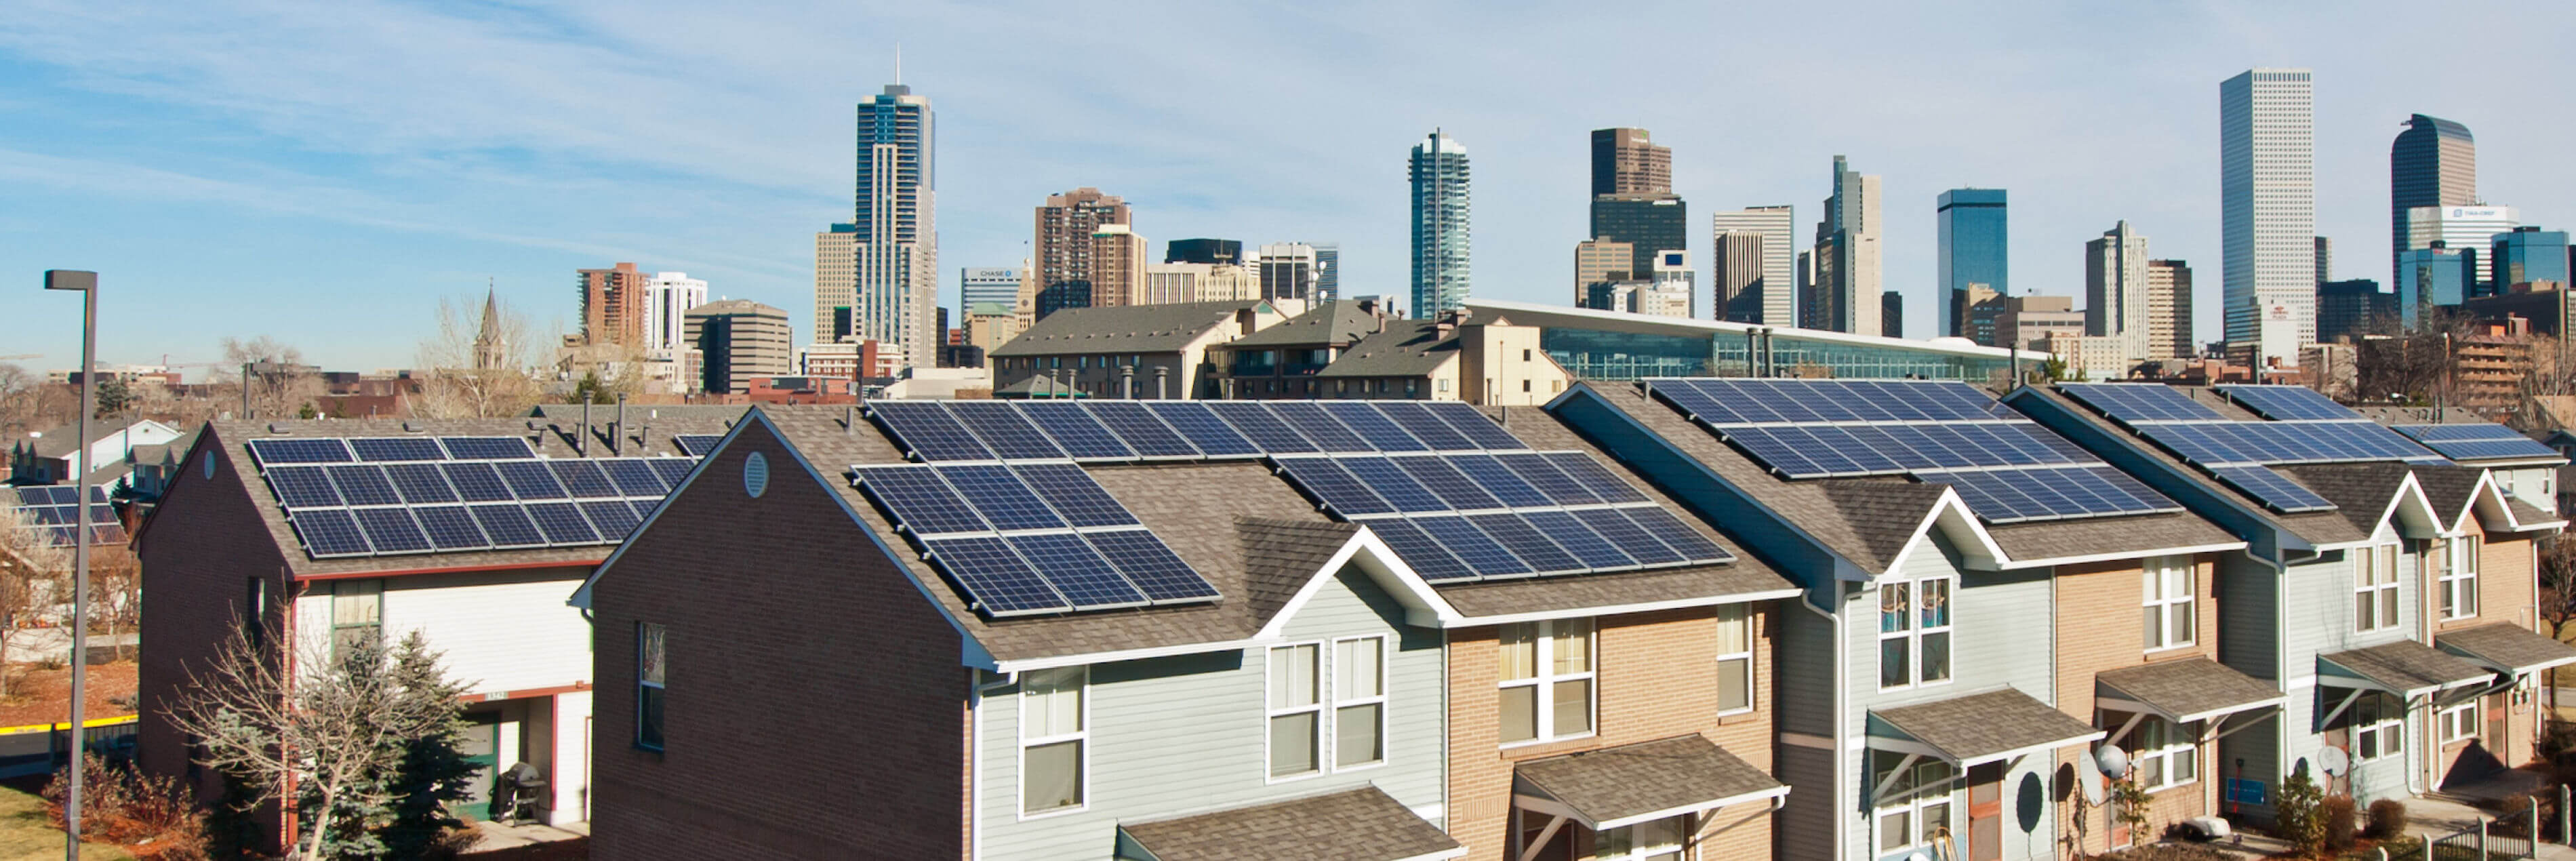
left=845, top=405, right=858, bottom=436
left=614, top=393, right=627, bottom=456
left=580, top=401, right=592, bottom=457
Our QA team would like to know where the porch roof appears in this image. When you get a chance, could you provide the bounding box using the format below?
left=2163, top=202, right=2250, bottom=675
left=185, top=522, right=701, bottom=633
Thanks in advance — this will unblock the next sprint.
left=2095, top=657, right=2286, bottom=723
left=1115, top=785, right=1462, bottom=861
left=1869, top=687, right=2104, bottom=766
left=2318, top=640, right=2494, bottom=697
left=1512, top=734, right=1786, bottom=832
left=2436, top=622, right=2576, bottom=676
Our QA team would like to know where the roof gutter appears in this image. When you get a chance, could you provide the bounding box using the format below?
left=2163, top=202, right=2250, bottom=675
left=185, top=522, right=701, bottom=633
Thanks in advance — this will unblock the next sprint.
left=302, top=559, right=601, bottom=582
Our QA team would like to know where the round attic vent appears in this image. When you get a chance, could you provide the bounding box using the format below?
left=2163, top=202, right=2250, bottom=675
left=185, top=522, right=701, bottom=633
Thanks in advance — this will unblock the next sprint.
left=743, top=452, right=770, bottom=498
left=203, top=453, right=216, bottom=481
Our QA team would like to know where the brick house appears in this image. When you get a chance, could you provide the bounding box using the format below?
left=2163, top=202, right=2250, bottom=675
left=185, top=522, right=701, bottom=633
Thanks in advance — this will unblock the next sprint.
left=572, top=397, right=1796, bottom=860
left=134, top=414, right=729, bottom=849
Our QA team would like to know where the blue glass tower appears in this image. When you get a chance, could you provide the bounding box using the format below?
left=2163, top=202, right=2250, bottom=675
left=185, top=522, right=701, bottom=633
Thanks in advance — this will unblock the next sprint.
left=1410, top=129, right=1472, bottom=319
left=2491, top=226, right=2570, bottom=287
left=1936, top=188, right=2008, bottom=338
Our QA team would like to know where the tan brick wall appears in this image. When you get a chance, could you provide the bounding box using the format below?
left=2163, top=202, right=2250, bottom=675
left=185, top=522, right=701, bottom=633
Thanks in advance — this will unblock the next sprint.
left=2053, top=553, right=2222, bottom=854
left=1445, top=605, right=1776, bottom=860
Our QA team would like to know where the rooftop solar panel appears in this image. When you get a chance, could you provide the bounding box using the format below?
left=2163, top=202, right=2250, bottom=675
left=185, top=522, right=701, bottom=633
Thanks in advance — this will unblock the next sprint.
left=1272, top=457, right=1396, bottom=517
left=1268, top=402, right=1371, bottom=452
left=670, top=435, right=726, bottom=458
left=290, top=508, right=371, bottom=557
left=468, top=504, right=547, bottom=549
left=439, top=462, right=517, bottom=502
left=353, top=507, right=432, bottom=555
left=1007, top=533, right=1150, bottom=609
left=1008, top=463, right=1139, bottom=529
left=325, top=465, right=403, bottom=507
left=1374, top=401, right=1474, bottom=451
left=1082, top=530, right=1222, bottom=603
left=1203, top=401, right=1316, bottom=454
left=1359, top=519, right=1478, bottom=583
left=1410, top=515, right=1534, bottom=578
left=1391, top=456, right=1504, bottom=511
left=922, top=536, right=1072, bottom=616
left=88, top=523, right=126, bottom=546
left=1465, top=513, right=1584, bottom=574
left=645, top=458, right=698, bottom=488
left=247, top=438, right=353, bottom=466
left=1083, top=402, right=1199, bottom=458
left=870, top=401, right=995, bottom=462
left=580, top=500, right=643, bottom=539
left=1319, top=402, right=1428, bottom=452
left=266, top=466, right=345, bottom=508
left=547, top=460, right=621, bottom=499
left=853, top=465, right=990, bottom=536
left=1442, top=454, right=1553, bottom=507
left=348, top=437, right=447, bottom=462
left=1337, top=456, right=1450, bottom=513
left=2216, top=385, right=2358, bottom=422
left=1516, top=510, right=1636, bottom=571
left=1493, top=452, right=1602, bottom=506
left=524, top=502, right=603, bottom=545
left=2208, top=465, right=2335, bottom=513
left=411, top=505, right=490, bottom=550
left=2057, top=383, right=2228, bottom=423
left=933, top=464, right=1066, bottom=532
left=2395, top=424, right=2562, bottom=461
left=495, top=461, right=569, bottom=500
left=947, top=401, right=1067, bottom=460
left=1613, top=507, right=1735, bottom=563
left=1542, top=453, right=1651, bottom=504
left=1424, top=401, right=1529, bottom=449
left=1145, top=402, right=1262, bottom=457
left=1019, top=402, right=1135, bottom=460
left=440, top=437, right=539, bottom=460
left=1569, top=507, right=1687, bottom=567
left=1920, top=465, right=2182, bottom=523
left=382, top=463, right=459, bottom=504
left=10, top=488, right=46, bottom=506
left=599, top=459, right=670, bottom=496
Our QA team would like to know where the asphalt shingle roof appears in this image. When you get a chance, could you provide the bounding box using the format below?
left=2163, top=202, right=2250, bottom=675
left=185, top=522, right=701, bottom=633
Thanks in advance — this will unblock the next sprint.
left=1310, top=320, right=1457, bottom=378
left=990, top=300, right=1268, bottom=358
left=1513, top=734, right=1784, bottom=828
left=2319, top=640, right=2494, bottom=694
left=2095, top=657, right=2285, bottom=722
left=1872, top=687, right=2103, bottom=763
left=2436, top=622, right=2576, bottom=673
left=1116, top=785, right=1460, bottom=861
left=1225, top=300, right=1388, bottom=348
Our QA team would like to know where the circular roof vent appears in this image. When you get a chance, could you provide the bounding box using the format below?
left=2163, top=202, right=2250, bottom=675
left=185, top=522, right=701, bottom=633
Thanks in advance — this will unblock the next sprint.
left=743, top=452, right=770, bottom=498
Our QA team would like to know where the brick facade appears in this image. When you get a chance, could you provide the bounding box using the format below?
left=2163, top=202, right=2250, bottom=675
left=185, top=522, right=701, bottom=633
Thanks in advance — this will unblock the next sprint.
left=2051, top=554, right=2223, bottom=853
left=2432, top=522, right=2543, bottom=776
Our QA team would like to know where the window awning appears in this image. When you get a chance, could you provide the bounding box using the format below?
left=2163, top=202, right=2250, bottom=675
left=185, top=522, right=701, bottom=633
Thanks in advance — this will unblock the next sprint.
left=1512, top=734, right=1788, bottom=832
left=1868, top=687, right=2104, bottom=766
left=2437, top=622, right=2576, bottom=676
left=2096, top=657, right=2288, bottom=723
left=2318, top=640, right=2494, bottom=698
left=1115, top=785, right=1462, bottom=861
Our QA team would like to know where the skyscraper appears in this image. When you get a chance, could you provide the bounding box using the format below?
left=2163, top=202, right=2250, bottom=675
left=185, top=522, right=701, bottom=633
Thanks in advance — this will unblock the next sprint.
left=2220, top=68, right=2317, bottom=365
left=959, top=266, right=1022, bottom=314
left=2146, top=260, right=2194, bottom=359
left=641, top=272, right=708, bottom=355
left=1881, top=292, right=1903, bottom=338
left=2493, top=226, right=2571, bottom=287
left=2313, top=236, right=2331, bottom=285
left=1591, top=195, right=1688, bottom=284
left=813, top=223, right=858, bottom=342
left=1711, top=206, right=1795, bottom=324
left=1033, top=188, right=1133, bottom=317
left=2085, top=222, right=2151, bottom=359
left=683, top=300, right=793, bottom=395
left=2391, top=114, right=2476, bottom=285
left=2315, top=279, right=2390, bottom=343
left=1936, top=188, right=2008, bottom=338
left=1256, top=243, right=1320, bottom=302
left=1311, top=243, right=1340, bottom=302
left=2397, top=245, right=2472, bottom=327
left=851, top=83, right=938, bottom=370
left=1590, top=128, right=1671, bottom=196
left=1165, top=239, right=1242, bottom=265
left=1409, top=129, right=1471, bottom=318
left=1087, top=224, right=1148, bottom=308
left=1573, top=238, right=1633, bottom=302
left=1814, top=156, right=1883, bottom=336
left=577, top=262, right=649, bottom=348
left=2405, top=205, right=2519, bottom=294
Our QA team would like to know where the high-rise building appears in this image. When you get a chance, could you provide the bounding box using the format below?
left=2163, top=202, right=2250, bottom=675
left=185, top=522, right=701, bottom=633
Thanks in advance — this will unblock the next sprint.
left=1881, top=291, right=1903, bottom=338
left=1574, top=237, right=1634, bottom=302
left=1814, top=156, right=1883, bottom=336
left=1139, top=262, right=1259, bottom=305
left=2315, top=279, right=2391, bottom=343
left=1311, top=243, right=1340, bottom=302
left=1088, top=225, right=1149, bottom=308
left=1409, top=129, right=1471, bottom=319
left=577, top=262, right=649, bottom=348
left=813, top=224, right=858, bottom=342
left=2146, top=260, right=2194, bottom=360
left=1034, top=188, right=1133, bottom=317
left=2219, top=68, right=2317, bottom=365
left=1935, top=189, right=2008, bottom=338
left=2493, top=226, right=2571, bottom=287
left=641, top=272, right=708, bottom=355
left=1962, top=284, right=2004, bottom=346
left=2314, top=236, right=2331, bottom=285
left=851, top=83, right=938, bottom=370
left=2085, top=221, right=2151, bottom=359
left=960, top=267, right=1022, bottom=317
left=682, top=300, right=793, bottom=394
left=1653, top=250, right=1695, bottom=319
left=2392, top=114, right=2477, bottom=285
left=2397, top=245, right=2474, bottom=327
left=1590, top=127, right=1671, bottom=196
left=1165, top=239, right=1243, bottom=265
left=1711, top=206, right=1795, bottom=324
left=1591, top=195, right=1687, bottom=284
left=1256, top=243, right=1320, bottom=302
left=2404, top=205, right=2519, bottom=293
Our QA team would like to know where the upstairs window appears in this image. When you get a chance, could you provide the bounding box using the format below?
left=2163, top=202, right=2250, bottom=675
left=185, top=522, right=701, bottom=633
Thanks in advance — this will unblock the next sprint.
left=1333, top=637, right=1386, bottom=769
left=2440, top=536, right=2480, bottom=620
left=2354, top=544, right=2400, bottom=632
left=1715, top=603, right=1754, bottom=715
left=1878, top=576, right=1952, bottom=690
left=331, top=579, right=382, bottom=657
left=2142, top=556, right=2195, bottom=652
left=1022, top=667, right=1087, bottom=813
left=1498, top=619, right=1594, bottom=745
left=636, top=622, right=666, bottom=750
left=1267, top=643, right=1323, bottom=778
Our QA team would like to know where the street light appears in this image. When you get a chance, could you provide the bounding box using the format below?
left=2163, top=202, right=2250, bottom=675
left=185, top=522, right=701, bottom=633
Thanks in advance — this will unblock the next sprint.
left=42, top=270, right=94, bottom=861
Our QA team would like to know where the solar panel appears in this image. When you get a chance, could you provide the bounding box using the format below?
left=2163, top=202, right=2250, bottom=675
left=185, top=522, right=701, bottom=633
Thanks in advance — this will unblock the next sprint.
left=1373, top=401, right=1474, bottom=451
left=670, top=435, right=726, bottom=458
left=1442, top=454, right=1554, bottom=507
left=1424, top=401, right=1529, bottom=449
left=947, top=401, right=1067, bottom=460
left=627, top=499, right=658, bottom=519
left=1518, top=510, right=1637, bottom=571
left=1083, top=402, right=1199, bottom=458
left=10, top=488, right=45, bottom=506
left=1082, top=530, right=1221, bottom=603
left=1205, top=401, right=1317, bottom=454
left=1493, top=452, right=1601, bottom=506
left=1319, top=402, right=1428, bottom=452
left=1268, top=402, right=1371, bottom=452
left=2058, top=383, right=2228, bottom=423
left=1144, top=402, right=1262, bottom=457
left=1465, top=513, right=1584, bottom=574
left=1019, top=402, right=1135, bottom=460
left=2217, top=385, right=2356, bottom=422
left=1272, top=457, right=1396, bottom=516
left=524, top=502, right=603, bottom=545
left=1410, top=515, right=1534, bottom=578
left=1919, top=466, right=2182, bottom=523
left=411, top=505, right=491, bottom=550
left=548, top=460, right=622, bottom=498
left=935, top=464, right=1066, bottom=532
left=494, top=461, right=569, bottom=500
left=89, top=523, right=127, bottom=546
left=2208, top=465, right=2335, bottom=513
left=580, top=500, right=643, bottom=539
left=247, top=438, right=352, bottom=466
left=348, top=437, right=447, bottom=462
left=1390, top=456, right=1504, bottom=511
left=1007, top=533, right=1150, bottom=609
left=382, top=463, right=459, bottom=504
left=439, top=462, right=517, bottom=502
left=921, top=536, right=1071, bottom=616
left=291, top=508, right=371, bottom=557
left=599, top=459, right=670, bottom=496
left=870, top=401, right=996, bottom=462
left=440, top=437, right=539, bottom=460
left=468, top=504, right=548, bottom=549
left=2395, top=424, right=2562, bottom=461
left=853, top=465, right=990, bottom=535
left=1569, top=507, right=1687, bottom=566
left=1542, top=453, right=1650, bottom=504
left=1008, top=463, right=1139, bottom=528
left=1359, top=518, right=1478, bottom=583
left=1337, top=457, right=1449, bottom=513
left=646, top=458, right=699, bottom=488
left=266, top=466, right=345, bottom=508
left=325, top=465, right=403, bottom=506
left=1613, top=507, right=1735, bottom=563
left=352, top=508, right=432, bottom=555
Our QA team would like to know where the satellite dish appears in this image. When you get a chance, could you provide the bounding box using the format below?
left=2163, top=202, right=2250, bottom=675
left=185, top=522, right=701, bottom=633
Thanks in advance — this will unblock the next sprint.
left=2096, top=746, right=2131, bottom=781
left=2318, top=746, right=2350, bottom=777
left=2076, top=746, right=2108, bottom=804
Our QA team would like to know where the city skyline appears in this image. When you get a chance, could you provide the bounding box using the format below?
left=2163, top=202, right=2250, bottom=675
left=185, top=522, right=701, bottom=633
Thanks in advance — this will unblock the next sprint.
left=7, top=3, right=2575, bottom=372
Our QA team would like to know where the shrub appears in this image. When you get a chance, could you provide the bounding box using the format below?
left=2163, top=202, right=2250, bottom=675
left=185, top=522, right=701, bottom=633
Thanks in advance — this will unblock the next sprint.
left=2320, top=795, right=2357, bottom=850
left=2274, top=772, right=2328, bottom=853
left=2497, top=792, right=2545, bottom=839
left=2365, top=798, right=2409, bottom=840
left=43, top=754, right=206, bottom=860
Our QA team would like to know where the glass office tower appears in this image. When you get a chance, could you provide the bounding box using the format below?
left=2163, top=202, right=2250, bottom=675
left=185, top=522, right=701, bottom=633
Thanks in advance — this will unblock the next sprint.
left=1410, top=130, right=1472, bottom=318
left=1936, top=188, right=2008, bottom=338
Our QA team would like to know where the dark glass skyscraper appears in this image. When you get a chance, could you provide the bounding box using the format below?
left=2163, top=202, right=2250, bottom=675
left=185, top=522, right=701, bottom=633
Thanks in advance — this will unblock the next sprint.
left=850, top=83, right=938, bottom=368
left=2493, top=226, right=2571, bottom=287
left=1165, top=238, right=1242, bottom=265
left=1935, top=188, right=2007, bottom=338
left=2391, top=114, right=2476, bottom=285
left=1590, top=194, right=1687, bottom=281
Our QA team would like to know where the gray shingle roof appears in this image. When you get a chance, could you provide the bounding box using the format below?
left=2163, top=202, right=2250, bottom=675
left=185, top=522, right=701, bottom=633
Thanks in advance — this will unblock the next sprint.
left=2319, top=640, right=2494, bottom=694
left=990, top=300, right=1267, bottom=358
left=1240, top=518, right=1360, bottom=620
left=2095, top=657, right=2285, bottom=722
left=1225, top=300, right=1388, bottom=348
left=2409, top=464, right=2484, bottom=527
left=1513, top=734, right=1785, bottom=829
left=2437, top=622, right=2576, bottom=673
left=1116, top=784, right=1460, bottom=861
left=1871, top=687, right=2104, bottom=763
left=1310, top=320, right=1457, bottom=379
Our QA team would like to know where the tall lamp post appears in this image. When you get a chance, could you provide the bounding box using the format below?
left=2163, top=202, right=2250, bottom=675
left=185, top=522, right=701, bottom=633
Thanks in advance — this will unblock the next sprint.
left=43, top=270, right=94, bottom=861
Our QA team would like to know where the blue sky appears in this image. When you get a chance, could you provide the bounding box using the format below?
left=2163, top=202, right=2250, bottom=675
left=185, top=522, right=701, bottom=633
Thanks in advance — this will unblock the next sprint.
left=3, top=1, right=2571, bottom=377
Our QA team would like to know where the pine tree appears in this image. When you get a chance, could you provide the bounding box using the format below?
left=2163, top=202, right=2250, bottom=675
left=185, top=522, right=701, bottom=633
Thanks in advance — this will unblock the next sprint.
left=378, top=633, right=477, bottom=859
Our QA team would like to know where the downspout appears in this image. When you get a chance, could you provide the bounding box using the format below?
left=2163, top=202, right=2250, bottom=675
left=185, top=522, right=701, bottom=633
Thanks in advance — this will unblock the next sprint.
left=1798, top=584, right=1849, bottom=861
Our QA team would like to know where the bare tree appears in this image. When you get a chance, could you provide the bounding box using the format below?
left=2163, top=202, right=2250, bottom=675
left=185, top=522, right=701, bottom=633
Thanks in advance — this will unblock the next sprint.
left=410, top=294, right=542, bottom=419
left=217, top=336, right=327, bottom=421
left=2542, top=538, right=2576, bottom=693
left=2354, top=306, right=2478, bottom=407
left=0, top=362, right=77, bottom=442
left=87, top=549, right=139, bottom=661
left=0, top=511, right=73, bottom=695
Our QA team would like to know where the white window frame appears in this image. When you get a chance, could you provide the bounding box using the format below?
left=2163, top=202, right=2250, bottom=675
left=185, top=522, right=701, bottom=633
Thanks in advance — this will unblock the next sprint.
left=1498, top=619, right=1596, bottom=748
left=1331, top=635, right=1388, bottom=772
left=1019, top=666, right=1089, bottom=817
left=2353, top=692, right=2405, bottom=762
left=2440, top=535, right=2480, bottom=620
left=2354, top=543, right=2400, bottom=632
left=2126, top=716, right=2198, bottom=792
left=2142, top=555, right=2196, bottom=653
left=1715, top=603, right=1755, bottom=716
left=1872, top=755, right=1956, bottom=856
left=2438, top=698, right=2479, bottom=744
left=1266, top=642, right=1325, bottom=782
left=635, top=622, right=666, bottom=751
left=1595, top=814, right=1689, bottom=861
left=1878, top=576, right=1954, bottom=692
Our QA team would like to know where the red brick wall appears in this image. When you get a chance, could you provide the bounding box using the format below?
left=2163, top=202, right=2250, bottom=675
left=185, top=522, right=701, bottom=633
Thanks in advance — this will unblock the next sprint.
left=586, top=418, right=969, bottom=860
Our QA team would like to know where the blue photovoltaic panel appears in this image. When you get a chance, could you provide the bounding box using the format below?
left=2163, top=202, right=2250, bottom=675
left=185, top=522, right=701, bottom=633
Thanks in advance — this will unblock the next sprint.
left=1360, top=518, right=1478, bottom=583
left=1410, top=515, right=1534, bottom=578
left=439, top=437, right=538, bottom=460
left=495, top=461, right=569, bottom=500
left=579, top=500, right=643, bottom=539
left=2216, top=385, right=2357, bottom=422
left=247, top=438, right=353, bottom=466
left=1145, top=402, right=1262, bottom=457
left=325, top=465, right=403, bottom=507
left=1543, top=453, right=1650, bottom=504
left=628, top=499, right=658, bottom=519
left=2138, top=420, right=2438, bottom=466
left=599, top=459, right=669, bottom=496
left=947, top=401, right=1067, bottom=460
left=1465, top=513, right=1584, bottom=574
left=1082, top=530, right=1221, bottom=603
left=1205, top=401, right=1317, bottom=454
left=349, top=437, right=447, bottom=462
left=1272, top=457, right=1394, bottom=516
left=2396, top=424, right=2561, bottom=461
left=1391, top=456, right=1503, bottom=511
left=870, top=401, right=995, bottom=462
left=2059, top=383, right=2228, bottom=423
left=1920, top=466, right=2182, bottom=523
left=352, top=507, right=432, bottom=554
left=1570, top=507, right=1686, bottom=566
left=1443, top=454, right=1553, bottom=508
left=1320, top=402, right=1428, bottom=452
left=382, top=463, right=458, bottom=504
left=1493, top=452, right=1601, bottom=506
left=1614, top=507, right=1734, bottom=563
left=922, top=536, right=1071, bottom=616
left=1268, top=402, right=1371, bottom=452
left=1518, top=510, right=1637, bottom=570
left=524, top=502, right=603, bottom=544
left=10, top=488, right=45, bottom=506
left=1019, top=402, right=1135, bottom=460
left=439, top=462, right=517, bottom=502
left=1337, top=456, right=1449, bottom=513
left=1424, top=401, right=1528, bottom=449
left=266, top=466, right=344, bottom=508
left=1374, top=401, right=1474, bottom=451
left=549, top=460, right=621, bottom=498
left=933, top=464, right=1066, bottom=532
left=646, top=458, right=698, bottom=488
left=1083, top=402, right=1199, bottom=458
left=411, top=505, right=489, bottom=550
left=1007, top=533, right=1149, bottom=609
left=468, top=504, right=547, bottom=549
left=670, top=435, right=725, bottom=458
left=853, top=465, right=990, bottom=536
left=1008, top=463, right=1138, bottom=528
left=2208, top=465, right=2335, bottom=513
left=89, top=523, right=127, bottom=546
left=291, top=508, right=371, bottom=557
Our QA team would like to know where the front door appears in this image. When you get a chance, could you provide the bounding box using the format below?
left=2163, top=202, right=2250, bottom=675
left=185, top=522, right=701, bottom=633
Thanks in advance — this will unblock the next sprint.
left=1967, top=762, right=2003, bottom=861
left=456, top=716, right=500, bottom=821
left=2489, top=692, right=2512, bottom=765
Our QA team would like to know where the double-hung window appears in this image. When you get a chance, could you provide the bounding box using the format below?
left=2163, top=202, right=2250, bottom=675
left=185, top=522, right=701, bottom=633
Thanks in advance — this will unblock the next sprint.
left=2142, top=557, right=2195, bottom=652
left=2438, top=698, right=2479, bottom=744
left=635, top=622, right=666, bottom=750
left=1498, top=619, right=1594, bottom=745
left=2354, top=544, right=2400, bottom=632
left=1872, top=752, right=1955, bottom=856
left=331, top=579, right=382, bottom=657
left=1715, top=603, right=1754, bottom=715
left=1878, top=577, right=1953, bottom=690
left=1268, top=643, right=1323, bottom=778
left=2125, top=717, right=2196, bottom=790
left=2352, top=692, right=2404, bottom=761
left=1022, top=667, right=1087, bottom=814
left=1333, top=637, right=1386, bottom=769
left=1595, top=815, right=1687, bottom=861
left=2440, top=536, right=2480, bottom=620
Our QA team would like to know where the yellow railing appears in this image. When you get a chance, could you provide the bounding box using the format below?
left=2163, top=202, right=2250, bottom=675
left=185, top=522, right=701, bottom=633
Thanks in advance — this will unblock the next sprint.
left=0, top=714, right=136, bottom=736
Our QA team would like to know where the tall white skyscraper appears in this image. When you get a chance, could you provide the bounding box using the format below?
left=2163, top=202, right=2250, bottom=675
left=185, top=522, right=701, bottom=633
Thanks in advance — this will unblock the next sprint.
left=2404, top=205, right=2519, bottom=292
left=1710, top=206, right=1795, bottom=324
left=2220, top=68, right=2316, bottom=365
left=959, top=266, right=1022, bottom=313
left=849, top=83, right=938, bottom=369
left=641, top=272, right=708, bottom=355
left=1814, top=156, right=1882, bottom=336
left=2084, top=222, right=2150, bottom=360
left=1409, top=129, right=1471, bottom=319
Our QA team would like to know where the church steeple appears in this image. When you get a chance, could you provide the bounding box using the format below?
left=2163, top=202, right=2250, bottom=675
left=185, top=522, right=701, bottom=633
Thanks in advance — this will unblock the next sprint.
left=472, top=283, right=506, bottom=371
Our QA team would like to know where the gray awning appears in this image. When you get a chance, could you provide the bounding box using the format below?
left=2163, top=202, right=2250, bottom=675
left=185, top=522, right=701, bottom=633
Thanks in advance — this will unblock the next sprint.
left=1513, top=734, right=1788, bottom=831
left=2319, top=640, right=2495, bottom=697
left=2096, top=657, right=2288, bottom=723
left=1870, top=687, right=2104, bottom=765
left=1116, top=785, right=1462, bottom=861
left=2437, top=622, right=2576, bottom=675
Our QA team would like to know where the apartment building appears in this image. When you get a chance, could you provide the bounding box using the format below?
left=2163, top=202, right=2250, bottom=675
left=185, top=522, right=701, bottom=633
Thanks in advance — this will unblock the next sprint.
left=1211, top=303, right=1571, bottom=405
left=987, top=300, right=1293, bottom=399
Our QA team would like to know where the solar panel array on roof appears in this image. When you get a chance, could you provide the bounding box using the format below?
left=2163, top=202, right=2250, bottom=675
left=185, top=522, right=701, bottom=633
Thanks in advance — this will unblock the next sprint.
left=4, top=485, right=123, bottom=548
left=671, top=435, right=726, bottom=457
left=1643, top=378, right=2183, bottom=523
left=248, top=436, right=539, bottom=466
left=850, top=460, right=1218, bottom=617
left=2394, top=423, right=2562, bottom=462
left=2215, top=384, right=2358, bottom=422
left=867, top=399, right=1529, bottom=464
left=2059, top=382, right=2444, bottom=514
left=246, top=435, right=702, bottom=559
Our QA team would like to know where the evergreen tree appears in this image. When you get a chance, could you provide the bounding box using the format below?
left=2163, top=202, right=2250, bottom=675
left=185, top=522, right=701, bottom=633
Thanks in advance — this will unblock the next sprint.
left=378, top=633, right=477, bottom=858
